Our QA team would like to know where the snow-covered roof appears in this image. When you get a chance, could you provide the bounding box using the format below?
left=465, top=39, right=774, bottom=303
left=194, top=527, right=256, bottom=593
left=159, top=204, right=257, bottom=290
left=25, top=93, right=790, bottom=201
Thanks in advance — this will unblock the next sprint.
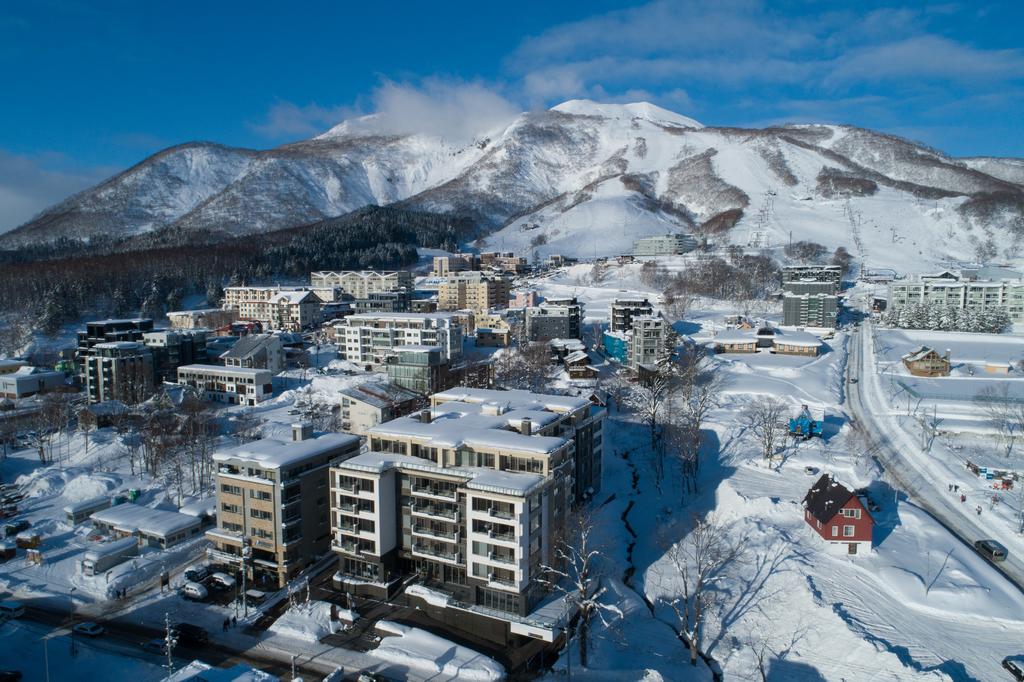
left=368, top=412, right=567, bottom=455
left=177, top=364, right=269, bottom=377
left=339, top=453, right=546, bottom=497
left=773, top=329, right=823, bottom=347
left=340, top=381, right=420, bottom=409
left=62, top=495, right=112, bottom=515
left=563, top=350, right=590, bottom=364
left=213, top=432, right=360, bottom=469
left=90, top=504, right=201, bottom=538
left=432, top=386, right=589, bottom=413
left=219, top=333, right=277, bottom=360
left=346, top=312, right=455, bottom=322
left=393, top=344, right=442, bottom=352
left=166, top=660, right=278, bottom=682
left=713, top=329, right=757, bottom=344
left=902, top=345, right=943, bottom=363
left=93, top=341, right=146, bottom=350
left=82, top=536, right=138, bottom=562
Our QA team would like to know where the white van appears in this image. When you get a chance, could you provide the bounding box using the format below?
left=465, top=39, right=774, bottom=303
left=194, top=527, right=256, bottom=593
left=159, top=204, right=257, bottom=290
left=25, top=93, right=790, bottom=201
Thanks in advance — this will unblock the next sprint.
left=0, top=600, right=25, bottom=619
left=209, top=572, right=236, bottom=591
left=181, top=582, right=208, bottom=601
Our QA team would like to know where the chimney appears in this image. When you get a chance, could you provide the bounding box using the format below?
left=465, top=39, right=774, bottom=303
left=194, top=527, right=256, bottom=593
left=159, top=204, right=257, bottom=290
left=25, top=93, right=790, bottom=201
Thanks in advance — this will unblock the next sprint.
left=292, top=422, right=313, bottom=442
left=419, top=409, right=432, bottom=424
left=945, top=348, right=951, bottom=361
left=521, top=417, right=532, bottom=436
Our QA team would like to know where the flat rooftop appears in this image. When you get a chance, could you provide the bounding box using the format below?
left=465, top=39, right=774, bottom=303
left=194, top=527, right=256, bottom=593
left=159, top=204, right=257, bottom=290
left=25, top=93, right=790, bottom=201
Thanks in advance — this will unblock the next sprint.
left=91, top=504, right=200, bottom=538
left=339, top=452, right=546, bottom=497
left=213, top=432, right=360, bottom=469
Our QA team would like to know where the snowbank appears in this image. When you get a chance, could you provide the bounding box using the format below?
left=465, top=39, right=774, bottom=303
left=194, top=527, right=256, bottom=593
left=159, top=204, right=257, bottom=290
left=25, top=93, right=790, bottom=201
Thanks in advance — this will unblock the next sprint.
left=373, top=620, right=505, bottom=681
left=405, top=583, right=452, bottom=607
left=268, top=600, right=344, bottom=643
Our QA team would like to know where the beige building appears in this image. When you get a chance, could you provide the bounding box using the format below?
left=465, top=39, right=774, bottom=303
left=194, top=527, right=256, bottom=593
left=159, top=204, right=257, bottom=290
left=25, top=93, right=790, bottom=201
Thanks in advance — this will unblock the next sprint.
left=167, top=309, right=239, bottom=330
left=888, top=269, right=1024, bottom=322
left=330, top=387, right=605, bottom=630
left=339, top=381, right=422, bottom=435
left=207, top=426, right=361, bottom=588
left=310, top=271, right=413, bottom=298
left=438, top=275, right=512, bottom=314
left=223, top=287, right=322, bottom=331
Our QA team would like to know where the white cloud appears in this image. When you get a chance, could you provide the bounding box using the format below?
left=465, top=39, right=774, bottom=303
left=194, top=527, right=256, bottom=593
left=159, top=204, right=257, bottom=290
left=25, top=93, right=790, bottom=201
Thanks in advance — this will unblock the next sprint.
left=0, top=150, right=114, bottom=234
left=248, top=100, right=350, bottom=139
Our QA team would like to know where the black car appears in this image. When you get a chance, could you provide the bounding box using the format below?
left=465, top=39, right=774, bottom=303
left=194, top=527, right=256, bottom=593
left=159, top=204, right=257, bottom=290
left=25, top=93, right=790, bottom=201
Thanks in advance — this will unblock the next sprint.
left=0, top=671, right=22, bottom=682
left=974, top=539, right=1008, bottom=562
left=172, top=623, right=208, bottom=646
left=1004, top=657, right=1024, bottom=682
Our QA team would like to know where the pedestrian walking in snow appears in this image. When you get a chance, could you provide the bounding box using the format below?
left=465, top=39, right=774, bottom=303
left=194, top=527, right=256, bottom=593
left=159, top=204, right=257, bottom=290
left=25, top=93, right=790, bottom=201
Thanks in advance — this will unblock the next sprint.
left=960, top=494, right=966, bottom=503
left=232, top=616, right=237, bottom=627
left=948, top=483, right=953, bottom=492
left=223, top=618, right=229, bottom=632
left=976, top=505, right=982, bottom=515
left=954, top=484, right=959, bottom=493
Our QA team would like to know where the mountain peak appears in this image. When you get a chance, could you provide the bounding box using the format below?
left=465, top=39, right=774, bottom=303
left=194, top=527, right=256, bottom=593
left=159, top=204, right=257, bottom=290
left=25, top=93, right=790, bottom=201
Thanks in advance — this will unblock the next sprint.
left=550, top=99, right=703, bottom=129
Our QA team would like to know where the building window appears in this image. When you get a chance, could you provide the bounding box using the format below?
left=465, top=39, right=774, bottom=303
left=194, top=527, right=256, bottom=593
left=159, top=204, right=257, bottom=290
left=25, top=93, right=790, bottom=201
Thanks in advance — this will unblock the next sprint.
left=843, top=525, right=855, bottom=537
left=831, top=526, right=838, bottom=537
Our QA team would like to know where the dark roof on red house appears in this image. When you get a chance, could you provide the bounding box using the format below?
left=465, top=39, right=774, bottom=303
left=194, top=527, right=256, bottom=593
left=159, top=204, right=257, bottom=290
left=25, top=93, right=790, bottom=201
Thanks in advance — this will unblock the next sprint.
left=803, top=473, right=856, bottom=524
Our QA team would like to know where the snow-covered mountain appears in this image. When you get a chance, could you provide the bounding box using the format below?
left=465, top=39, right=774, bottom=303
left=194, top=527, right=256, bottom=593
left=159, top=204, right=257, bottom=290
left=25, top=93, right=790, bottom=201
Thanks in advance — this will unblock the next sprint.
left=4, top=99, right=1022, bottom=272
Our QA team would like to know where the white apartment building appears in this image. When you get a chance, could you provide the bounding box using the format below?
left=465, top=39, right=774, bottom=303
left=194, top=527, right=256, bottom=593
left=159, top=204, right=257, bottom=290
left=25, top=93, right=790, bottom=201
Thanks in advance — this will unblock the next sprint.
left=223, top=287, right=323, bottom=330
left=177, top=364, right=274, bottom=406
left=888, top=269, right=1024, bottom=322
left=310, top=271, right=413, bottom=298
left=334, top=313, right=463, bottom=369
left=628, top=314, right=667, bottom=370
left=330, top=387, right=604, bottom=628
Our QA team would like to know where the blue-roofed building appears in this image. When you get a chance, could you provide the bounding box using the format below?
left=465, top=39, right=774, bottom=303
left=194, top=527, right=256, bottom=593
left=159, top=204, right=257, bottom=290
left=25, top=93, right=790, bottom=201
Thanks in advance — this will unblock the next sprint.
left=603, top=331, right=629, bottom=363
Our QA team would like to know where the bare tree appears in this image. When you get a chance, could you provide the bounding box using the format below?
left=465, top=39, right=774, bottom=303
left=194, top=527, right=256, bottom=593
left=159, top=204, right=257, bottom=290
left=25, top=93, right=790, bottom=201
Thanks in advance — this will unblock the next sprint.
left=667, top=356, right=725, bottom=498
left=540, top=511, right=615, bottom=669
left=77, top=407, right=97, bottom=454
left=975, top=384, right=1023, bottom=458
left=493, top=342, right=552, bottom=393
left=659, top=515, right=744, bottom=667
left=626, top=370, right=674, bottom=449
left=742, top=397, right=788, bottom=466
left=746, top=615, right=809, bottom=682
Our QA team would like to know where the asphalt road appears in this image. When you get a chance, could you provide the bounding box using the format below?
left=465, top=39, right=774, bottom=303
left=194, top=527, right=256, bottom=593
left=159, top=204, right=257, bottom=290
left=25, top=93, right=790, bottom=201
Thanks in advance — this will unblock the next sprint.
left=845, top=321, right=1024, bottom=592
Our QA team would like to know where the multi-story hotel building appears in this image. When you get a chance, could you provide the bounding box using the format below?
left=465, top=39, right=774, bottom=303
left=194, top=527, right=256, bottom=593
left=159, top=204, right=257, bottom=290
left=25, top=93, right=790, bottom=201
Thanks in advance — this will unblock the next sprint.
left=334, top=312, right=463, bottom=369
left=84, top=341, right=154, bottom=404
left=438, top=275, right=512, bottom=314
left=207, top=425, right=361, bottom=588
left=627, top=314, right=667, bottom=369
left=888, top=269, right=1024, bottom=322
left=310, top=271, right=413, bottom=298
left=225, top=288, right=322, bottom=331
left=329, top=387, right=605, bottom=625
left=609, top=297, right=654, bottom=333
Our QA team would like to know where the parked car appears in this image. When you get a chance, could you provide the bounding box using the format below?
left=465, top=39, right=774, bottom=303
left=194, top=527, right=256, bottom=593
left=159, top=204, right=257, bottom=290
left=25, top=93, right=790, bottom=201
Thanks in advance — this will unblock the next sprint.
left=141, top=639, right=169, bottom=655
left=0, top=671, right=22, bottom=681
left=974, top=539, right=1008, bottom=562
left=3, top=521, right=29, bottom=538
left=73, top=622, right=105, bottom=637
left=0, top=600, right=25, bottom=620
left=181, top=581, right=209, bottom=601
left=1003, top=657, right=1024, bottom=682
left=209, top=572, right=236, bottom=591
left=183, top=565, right=209, bottom=583
left=244, top=589, right=267, bottom=605
left=171, top=623, right=209, bottom=646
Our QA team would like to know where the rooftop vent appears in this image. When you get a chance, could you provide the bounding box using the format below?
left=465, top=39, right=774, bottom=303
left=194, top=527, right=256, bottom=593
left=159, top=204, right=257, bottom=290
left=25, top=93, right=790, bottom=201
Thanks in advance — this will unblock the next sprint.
left=292, top=422, right=313, bottom=442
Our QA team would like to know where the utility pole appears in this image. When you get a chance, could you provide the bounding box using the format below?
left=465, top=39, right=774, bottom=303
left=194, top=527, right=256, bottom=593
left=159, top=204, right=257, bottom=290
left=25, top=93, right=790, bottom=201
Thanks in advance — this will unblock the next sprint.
left=291, top=653, right=298, bottom=681
left=241, top=540, right=251, bottom=618
left=164, top=612, right=175, bottom=675
left=69, top=587, right=77, bottom=656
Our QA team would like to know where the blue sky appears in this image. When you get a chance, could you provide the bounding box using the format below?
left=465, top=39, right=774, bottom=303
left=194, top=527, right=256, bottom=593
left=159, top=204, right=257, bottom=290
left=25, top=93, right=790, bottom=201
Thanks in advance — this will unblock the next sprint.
left=1, top=0, right=1022, bottom=231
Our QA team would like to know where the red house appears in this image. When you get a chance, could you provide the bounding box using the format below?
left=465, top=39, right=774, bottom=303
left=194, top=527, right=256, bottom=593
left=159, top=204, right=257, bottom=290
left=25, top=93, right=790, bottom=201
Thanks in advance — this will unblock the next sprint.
left=802, top=474, right=874, bottom=555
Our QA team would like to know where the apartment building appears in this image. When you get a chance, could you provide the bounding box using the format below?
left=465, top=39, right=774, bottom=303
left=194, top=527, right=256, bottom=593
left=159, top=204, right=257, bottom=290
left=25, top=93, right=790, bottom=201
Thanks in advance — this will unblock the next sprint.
left=142, top=330, right=208, bottom=383
left=176, top=364, right=274, bottom=406
left=525, top=298, right=583, bottom=342
left=339, top=382, right=422, bottom=435
left=479, top=252, right=528, bottom=274
left=84, top=342, right=154, bottom=404
left=229, top=289, right=322, bottom=331
left=432, top=254, right=476, bottom=277
left=438, top=275, right=512, bottom=314
left=609, top=297, right=654, bottom=333
left=76, top=318, right=154, bottom=382
left=219, top=333, right=285, bottom=374
left=352, top=291, right=412, bottom=314
left=781, top=265, right=843, bottom=289
left=334, top=313, right=463, bottom=369
left=167, top=309, right=239, bottom=330
left=783, top=293, right=839, bottom=328
left=888, top=270, right=1024, bottom=322
left=310, top=271, right=413, bottom=298
left=782, top=280, right=836, bottom=296
left=330, top=387, right=605, bottom=626
left=207, top=426, right=361, bottom=588
left=628, top=314, right=667, bottom=369
left=632, top=233, right=698, bottom=257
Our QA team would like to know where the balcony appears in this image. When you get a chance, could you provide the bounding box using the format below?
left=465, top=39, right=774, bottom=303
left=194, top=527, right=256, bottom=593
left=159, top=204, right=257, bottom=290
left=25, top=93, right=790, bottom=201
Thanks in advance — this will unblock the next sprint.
left=411, top=484, right=456, bottom=501
left=412, top=524, right=459, bottom=542
left=333, top=539, right=360, bottom=555
left=487, top=573, right=517, bottom=588
left=487, top=528, right=516, bottom=543
left=412, top=543, right=461, bottom=563
left=207, top=547, right=243, bottom=565
left=411, top=503, right=458, bottom=521
left=488, top=551, right=516, bottom=566
left=486, top=506, right=515, bottom=521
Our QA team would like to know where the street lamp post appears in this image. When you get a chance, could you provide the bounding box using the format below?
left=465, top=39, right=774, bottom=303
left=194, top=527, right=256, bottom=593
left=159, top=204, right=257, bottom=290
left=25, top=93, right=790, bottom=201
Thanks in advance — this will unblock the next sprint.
left=241, top=540, right=252, bottom=618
